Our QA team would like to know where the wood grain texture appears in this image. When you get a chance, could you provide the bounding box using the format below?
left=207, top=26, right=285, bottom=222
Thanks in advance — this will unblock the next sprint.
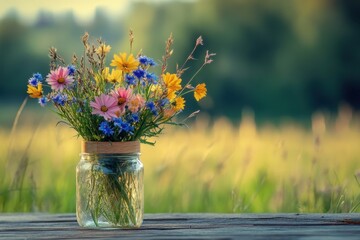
left=1, top=213, right=360, bottom=239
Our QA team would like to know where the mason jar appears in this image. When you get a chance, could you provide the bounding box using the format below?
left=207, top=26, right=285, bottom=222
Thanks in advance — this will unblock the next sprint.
left=76, top=141, right=144, bottom=228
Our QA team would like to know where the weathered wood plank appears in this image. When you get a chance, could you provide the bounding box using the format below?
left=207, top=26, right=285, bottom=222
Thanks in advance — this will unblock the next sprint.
left=0, top=213, right=359, bottom=239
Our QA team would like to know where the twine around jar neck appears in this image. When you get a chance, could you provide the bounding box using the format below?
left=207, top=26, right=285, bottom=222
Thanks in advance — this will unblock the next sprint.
left=81, top=140, right=140, bottom=154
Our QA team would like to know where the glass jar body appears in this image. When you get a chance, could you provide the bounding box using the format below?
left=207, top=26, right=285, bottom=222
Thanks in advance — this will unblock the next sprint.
left=76, top=153, right=144, bottom=228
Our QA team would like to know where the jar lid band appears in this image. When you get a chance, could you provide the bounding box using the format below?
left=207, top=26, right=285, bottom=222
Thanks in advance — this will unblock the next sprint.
left=81, top=141, right=140, bottom=154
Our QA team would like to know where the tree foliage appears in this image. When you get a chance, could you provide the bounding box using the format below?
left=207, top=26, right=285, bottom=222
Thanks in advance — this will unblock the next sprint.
left=1, top=0, right=360, bottom=122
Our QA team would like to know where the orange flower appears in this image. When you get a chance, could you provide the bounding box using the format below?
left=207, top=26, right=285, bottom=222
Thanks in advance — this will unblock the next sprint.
left=128, top=94, right=145, bottom=113
left=164, top=108, right=176, bottom=118
left=194, top=83, right=207, bottom=101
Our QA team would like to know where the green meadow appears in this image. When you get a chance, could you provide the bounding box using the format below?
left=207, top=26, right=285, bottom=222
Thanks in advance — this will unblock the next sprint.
left=1, top=105, right=359, bottom=213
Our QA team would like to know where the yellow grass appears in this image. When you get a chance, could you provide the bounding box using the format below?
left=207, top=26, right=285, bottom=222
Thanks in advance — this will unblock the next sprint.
left=1, top=111, right=360, bottom=213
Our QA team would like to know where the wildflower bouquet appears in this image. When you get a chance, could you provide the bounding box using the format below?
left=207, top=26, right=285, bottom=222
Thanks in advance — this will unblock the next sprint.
left=27, top=32, right=214, bottom=144
left=26, top=31, right=214, bottom=227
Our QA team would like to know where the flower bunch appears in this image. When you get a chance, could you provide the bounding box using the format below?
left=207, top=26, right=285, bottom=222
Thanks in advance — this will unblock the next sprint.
left=26, top=32, right=214, bottom=144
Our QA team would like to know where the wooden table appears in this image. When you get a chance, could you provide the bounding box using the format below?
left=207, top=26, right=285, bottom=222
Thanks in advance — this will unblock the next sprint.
left=1, top=213, right=360, bottom=239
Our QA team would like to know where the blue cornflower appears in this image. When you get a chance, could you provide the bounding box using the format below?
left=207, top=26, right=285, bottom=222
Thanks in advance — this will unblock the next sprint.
left=114, top=118, right=134, bottom=134
left=67, top=65, right=76, bottom=75
left=133, top=68, right=146, bottom=79
left=125, top=74, right=137, bottom=85
left=28, top=77, right=39, bottom=87
left=146, top=101, right=158, bottom=116
left=38, top=96, right=48, bottom=107
left=138, top=56, right=149, bottom=65
left=158, top=98, right=169, bottom=107
left=113, top=118, right=124, bottom=128
left=138, top=56, right=157, bottom=66
left=52, top=93, right=67, bottom=106
left=33, top=73, right=43, bottom=81
left=99, top=121, right=114, bottom=137
left=146, top=72, right=158, bottom=84
left=122, top=123, right=134, bottom=134
left=148, top=58, right=157, bottom=66
left=126, top=113, right=140, bottom=124
left=131, top=113, right=140, bottom=123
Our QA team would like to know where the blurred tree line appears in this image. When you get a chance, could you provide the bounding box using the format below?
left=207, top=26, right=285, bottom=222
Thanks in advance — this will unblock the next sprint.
left=1, top=0, right=359, bottom=123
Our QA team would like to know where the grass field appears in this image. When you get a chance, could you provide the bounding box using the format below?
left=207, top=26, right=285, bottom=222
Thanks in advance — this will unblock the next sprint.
left=1, top=107, right=360, bottom=213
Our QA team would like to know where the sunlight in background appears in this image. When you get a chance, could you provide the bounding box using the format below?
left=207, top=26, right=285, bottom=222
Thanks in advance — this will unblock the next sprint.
left=0, top=0, right=195, bottom=24
left=0, top=0, right=130, bottom=24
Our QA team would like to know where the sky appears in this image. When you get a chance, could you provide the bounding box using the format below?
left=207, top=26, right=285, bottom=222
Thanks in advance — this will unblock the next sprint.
left=0, top=0, right=195, bottom=24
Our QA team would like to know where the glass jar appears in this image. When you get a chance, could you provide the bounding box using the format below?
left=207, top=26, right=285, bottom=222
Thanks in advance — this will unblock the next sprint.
left=76, top=141, right=144, bottom=228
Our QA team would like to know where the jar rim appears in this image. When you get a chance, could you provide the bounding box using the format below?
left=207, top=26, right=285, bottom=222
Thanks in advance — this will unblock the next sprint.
left=81, top=140, right=140, bottom=154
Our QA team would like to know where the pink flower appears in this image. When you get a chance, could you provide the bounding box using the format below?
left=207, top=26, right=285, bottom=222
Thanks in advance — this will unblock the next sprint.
left=46, top=67, right=74, bottom=91
left=128, top=94, right=145, bottom=113
left=111, top=87, right=133, bottom=114
left=196, top=36, right=203, bottom=46
left=90, top=94, right=119, bottom=121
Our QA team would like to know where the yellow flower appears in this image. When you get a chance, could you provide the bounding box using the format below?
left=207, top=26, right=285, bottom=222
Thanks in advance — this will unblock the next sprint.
left=163, top=73, right=182, bottom=100
left=95, top=67, right=109, bottom=83
left=110, top=53, right=139, bottom=73
left=96, top=44, right=111, bottom=56
left=167, top=91, right=177, bottom=101
left=102, top=67, right=110, bottom=79
left=27, top=83, right=43, bottom=98
left=163, top=72, right=181, bottom=92
left=194, top=83, right=207, bottom=101
left=173, top=97, right=185, bottom=111
left=107, top=69, right=123, bottom=83
left=150, top=85, right=164, bottom=98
